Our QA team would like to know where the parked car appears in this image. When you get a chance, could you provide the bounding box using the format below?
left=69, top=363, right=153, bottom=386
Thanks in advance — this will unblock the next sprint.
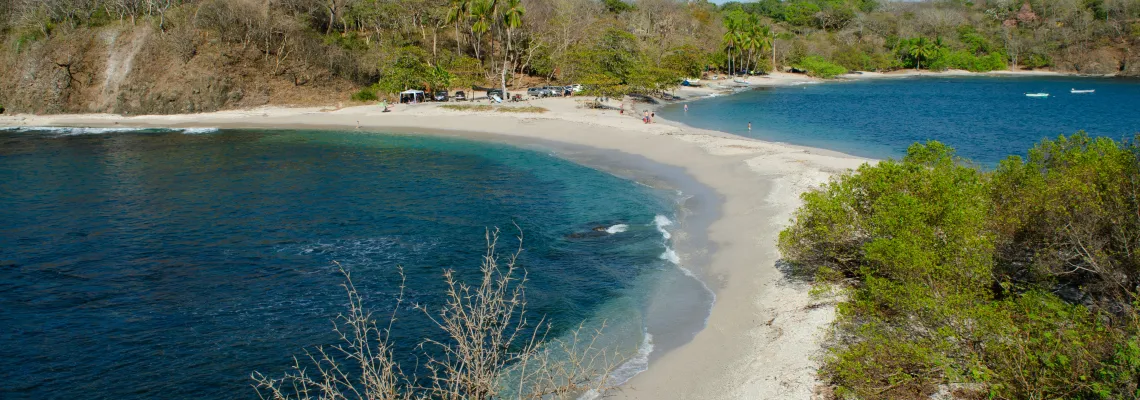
left=543, top=86, right=564, bottom=96
left=568, top=84, right=583, bottom=93
left=433, top=90, right=449, bottom=102
left=454, top=91, right=467, bottom=101
left=527, top=87, right=549, bottom=98
left=486, top=89, right=507, bottom=100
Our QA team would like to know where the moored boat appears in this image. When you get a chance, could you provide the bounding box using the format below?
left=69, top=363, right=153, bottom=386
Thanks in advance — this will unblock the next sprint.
left=1025, top=93, right=1049, bottom=98
left=1071, top=88, right=1095, bottom=94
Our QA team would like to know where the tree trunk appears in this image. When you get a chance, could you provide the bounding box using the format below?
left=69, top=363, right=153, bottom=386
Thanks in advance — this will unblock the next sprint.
left=726, top=48, right=731, bottom=76
left=455, top=22, right=462, bottom=56
left=501, top=28, right=512, bottom=99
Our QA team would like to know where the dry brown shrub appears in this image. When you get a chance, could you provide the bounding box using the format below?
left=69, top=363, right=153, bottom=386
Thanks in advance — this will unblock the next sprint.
left=253, top=229, right=624, bottom=400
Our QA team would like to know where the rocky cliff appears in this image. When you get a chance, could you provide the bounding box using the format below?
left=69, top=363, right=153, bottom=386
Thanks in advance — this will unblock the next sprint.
left=0, top=25, right=354, bottom=116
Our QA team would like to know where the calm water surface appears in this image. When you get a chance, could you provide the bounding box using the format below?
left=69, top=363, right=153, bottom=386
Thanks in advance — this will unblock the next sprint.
left=0, top=128, right=680, bottom=398
left=661, top=76, right=1140, bottom=165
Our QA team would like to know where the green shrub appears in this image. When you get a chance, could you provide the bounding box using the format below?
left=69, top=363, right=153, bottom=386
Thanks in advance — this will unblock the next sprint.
left=780, top=134, right=1140, bottom=398
left=1020, top=53, right=1051, bottom=69
left=351, top=87, right=379, bottom=102
left=832, top=45, right=901, bottom=72
left=927, top=49, right=1008, bottom=72
left=793, top=56, right=847, bottom=78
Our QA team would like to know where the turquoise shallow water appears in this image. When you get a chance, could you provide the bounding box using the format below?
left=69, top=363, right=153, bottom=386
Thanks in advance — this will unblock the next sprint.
left=660, top=76, right=1140, bottom=166
left=0, top=128, right=683, bottom=398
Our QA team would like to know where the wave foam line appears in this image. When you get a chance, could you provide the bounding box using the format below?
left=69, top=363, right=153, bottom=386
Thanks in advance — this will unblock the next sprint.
left=0, top=126, right=220, bottom=135
left=576, top=332, right=654, bottom=400
left=652, top=214, right=717, bottom=316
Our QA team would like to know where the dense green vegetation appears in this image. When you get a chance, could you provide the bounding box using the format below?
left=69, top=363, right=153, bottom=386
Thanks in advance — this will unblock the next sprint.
left=2, top=0, right=1138, bottom=105
left=793, top=55, right=847, bottom=78
left=779, top=133, right=1140, bottom=398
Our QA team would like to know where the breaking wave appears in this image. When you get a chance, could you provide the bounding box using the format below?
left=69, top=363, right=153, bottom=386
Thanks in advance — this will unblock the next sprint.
left=605, top=224, right=628, bottom=234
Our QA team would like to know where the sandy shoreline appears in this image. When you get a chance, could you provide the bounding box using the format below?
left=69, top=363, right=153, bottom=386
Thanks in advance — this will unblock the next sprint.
left=0, top=90, right=869, bottom=398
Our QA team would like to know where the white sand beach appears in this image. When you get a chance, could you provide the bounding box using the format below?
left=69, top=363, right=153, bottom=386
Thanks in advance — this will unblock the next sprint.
left=0, top=94, right=870, bottom=399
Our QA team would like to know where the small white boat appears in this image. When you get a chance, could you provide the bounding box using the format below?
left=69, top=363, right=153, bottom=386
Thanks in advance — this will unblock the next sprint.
left=1071, top=88, right=1095, bottom=94
left=1025, top=93, right=1049, bottom=98
left=733, top=78, right=751, bottom=85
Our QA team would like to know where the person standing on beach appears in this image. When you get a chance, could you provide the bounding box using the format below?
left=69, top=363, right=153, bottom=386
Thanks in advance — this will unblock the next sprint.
left=651, top=112, right=655, bottom=123
left=643, top=110, right=649, bottom=124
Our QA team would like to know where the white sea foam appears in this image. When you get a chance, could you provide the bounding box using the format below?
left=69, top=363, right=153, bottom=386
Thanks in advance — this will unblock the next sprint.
left=576, top=332, right=654, bottom=400
left=10, top=126, right=151, bottom=135
left=652, top=213, right=717, bottom=315
left=605, top=224, right=628, bottom=234
left=1, top=126, right=220, bottom=135
left=652, top=215, right=673, bottom=240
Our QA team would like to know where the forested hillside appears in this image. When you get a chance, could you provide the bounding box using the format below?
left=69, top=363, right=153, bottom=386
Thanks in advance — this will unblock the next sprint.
left=0, top=0, right=1137, bottom=115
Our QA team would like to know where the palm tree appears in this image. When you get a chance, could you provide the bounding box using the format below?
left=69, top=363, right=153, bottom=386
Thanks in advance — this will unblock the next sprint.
left=757, top=25, right=775, bottom=72
left=742, top=15, right=761, bottom=74
left=469, top=0, right=494, bottom=64
left=500, top=0, right=524, bottom=96
left=723, top=20, right=739, bottom=76
left=909, top=37, right=935, bottom=70
left=734, top=29, right=748, bottom=74
left=445, top=0, right=471, bottom=56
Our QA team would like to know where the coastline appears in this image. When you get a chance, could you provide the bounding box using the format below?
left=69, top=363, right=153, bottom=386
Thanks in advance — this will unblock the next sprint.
left=0, top=97, right=870, bottom=399
left=666, top=68, right=1120, bottom=104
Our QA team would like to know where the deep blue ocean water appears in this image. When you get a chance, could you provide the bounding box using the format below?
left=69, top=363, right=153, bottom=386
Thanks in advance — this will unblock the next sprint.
left=660, top=76, right=1140, bottom=166
left=0, top=128, right=679, bottom=399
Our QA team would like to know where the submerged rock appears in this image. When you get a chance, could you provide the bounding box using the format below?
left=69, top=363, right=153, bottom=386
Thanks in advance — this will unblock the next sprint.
left=566, top=224, right=619, bottom=239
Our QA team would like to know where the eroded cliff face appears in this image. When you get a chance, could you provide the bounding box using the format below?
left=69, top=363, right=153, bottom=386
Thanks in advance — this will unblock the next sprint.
left=0, top=25, right=353, bottom=115
left=1053, top=45, right=1139, bottom=76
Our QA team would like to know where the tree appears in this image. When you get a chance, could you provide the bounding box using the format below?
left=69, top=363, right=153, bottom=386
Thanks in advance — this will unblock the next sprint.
left=907, top=37, right=935, bottom=69
left=722, top=16, right=740, bottom=75
left=500, top=0, right=524, bottom=96
left=756, top=24, right=775, bottom=72
left=661, top=45, right=707, bottom=78
left=444, top=0, right=471, bottom=56
left=469, top=0, right=493, bottom=64
left=377, top=46, right=451, bottom=94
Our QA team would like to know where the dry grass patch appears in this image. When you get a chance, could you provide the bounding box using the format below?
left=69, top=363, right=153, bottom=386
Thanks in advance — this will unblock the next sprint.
left=441, top=104, right=494, bottom=112
left=441, top=104, right=548, bottom=113
left=496, top=106, right=548, bottom=113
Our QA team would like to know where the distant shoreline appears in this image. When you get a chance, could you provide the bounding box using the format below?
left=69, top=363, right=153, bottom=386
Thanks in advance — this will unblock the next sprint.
left=664, top=68, right=1125, bottom=104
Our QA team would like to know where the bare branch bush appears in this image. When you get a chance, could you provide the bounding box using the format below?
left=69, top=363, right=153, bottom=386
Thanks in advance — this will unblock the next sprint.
left=252, top=262, right=414, bottom=400
left=253, top=228, right=626, bottom=400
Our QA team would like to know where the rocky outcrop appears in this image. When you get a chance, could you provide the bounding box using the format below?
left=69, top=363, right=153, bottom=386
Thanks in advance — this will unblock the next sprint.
left=1055, top=46, right=1126, bottom=76
left=1123, top=46, right=1140, bottom=77
left=0, top=25, right=353, bottom=115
